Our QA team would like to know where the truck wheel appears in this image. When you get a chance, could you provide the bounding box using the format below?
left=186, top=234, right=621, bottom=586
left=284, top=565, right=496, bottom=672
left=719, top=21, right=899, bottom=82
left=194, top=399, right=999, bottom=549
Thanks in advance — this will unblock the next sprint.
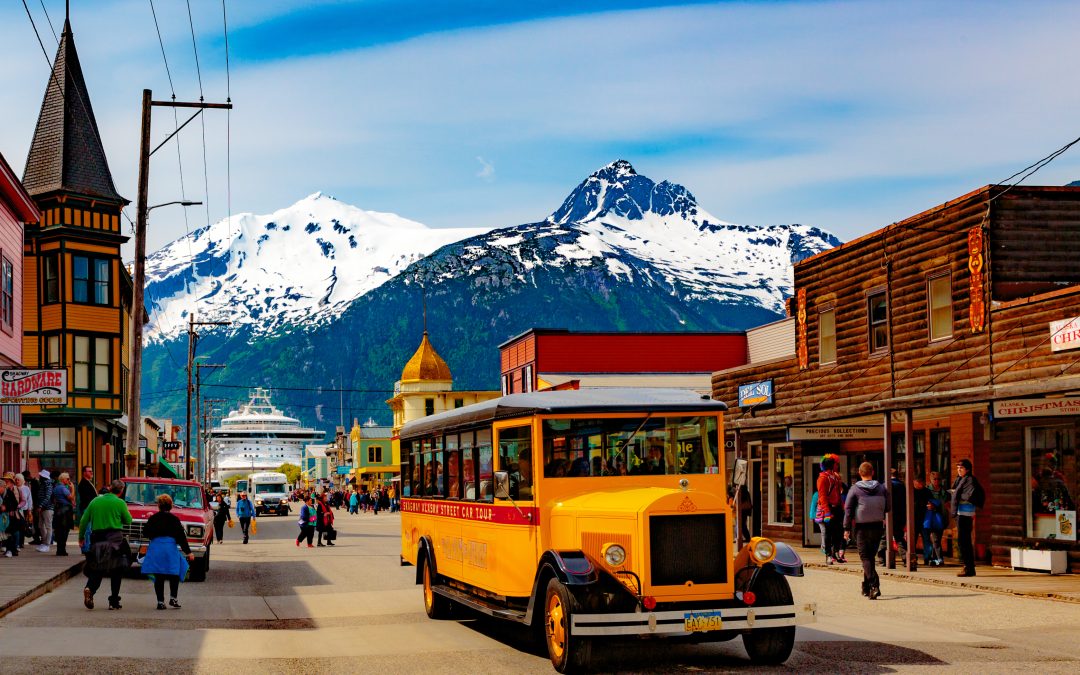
left=544, top=578, right=592, bottom=674
left=422, top=557, right=452, bottom=619
left=189, top=542, right=210, bottom=582
left=741, top=570, right=795, bottom=665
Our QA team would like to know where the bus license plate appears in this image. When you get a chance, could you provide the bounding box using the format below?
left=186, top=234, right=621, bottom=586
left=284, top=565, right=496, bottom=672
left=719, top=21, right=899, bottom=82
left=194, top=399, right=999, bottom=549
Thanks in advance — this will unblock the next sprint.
left=684, top=610, right=723, bottom=632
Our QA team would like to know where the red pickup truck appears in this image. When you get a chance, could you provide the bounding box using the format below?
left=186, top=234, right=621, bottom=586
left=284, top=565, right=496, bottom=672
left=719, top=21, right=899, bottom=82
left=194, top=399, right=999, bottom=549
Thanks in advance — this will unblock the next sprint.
left=120, top=477, right=214, bottom=581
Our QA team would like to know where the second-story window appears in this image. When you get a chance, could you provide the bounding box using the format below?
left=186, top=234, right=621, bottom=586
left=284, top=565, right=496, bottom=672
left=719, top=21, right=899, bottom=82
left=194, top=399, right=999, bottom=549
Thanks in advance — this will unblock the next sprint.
left=867, top=291, right=889, bottom=352
left=73, top=256, right=110, bottom=305
left=73, top=335, right=110, bottom=392
left=368, top=446, right=383, bottom=463
left=424, top=398, right=435, bottom=416
left=43, top=254, right=59, bottom=303
left=1, top=256, right=13, bottom=331
left=819, top=307, right=836, bottom=364
left=928, top=273, right=953, bottom=341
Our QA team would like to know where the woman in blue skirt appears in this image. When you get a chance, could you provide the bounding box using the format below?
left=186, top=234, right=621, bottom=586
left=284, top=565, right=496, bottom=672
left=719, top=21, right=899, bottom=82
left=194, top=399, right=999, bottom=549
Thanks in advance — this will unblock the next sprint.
left=142, top=494, right=194, bottom=609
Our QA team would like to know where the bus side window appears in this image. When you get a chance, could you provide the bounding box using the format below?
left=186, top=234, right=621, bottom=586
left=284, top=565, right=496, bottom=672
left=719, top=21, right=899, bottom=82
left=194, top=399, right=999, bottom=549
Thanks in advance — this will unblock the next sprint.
left=462, top=431, right=477, bottom=500
left=477, top=428, right=493, bottom=503
left=445, top=433, right=461, bottom=499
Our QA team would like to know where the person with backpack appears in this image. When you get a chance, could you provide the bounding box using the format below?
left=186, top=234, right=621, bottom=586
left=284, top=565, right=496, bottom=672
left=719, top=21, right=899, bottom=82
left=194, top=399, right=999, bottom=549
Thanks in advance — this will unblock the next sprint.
left=844, top=461, right=888, bottom=599
left=951, top=459, right=984, bottom=577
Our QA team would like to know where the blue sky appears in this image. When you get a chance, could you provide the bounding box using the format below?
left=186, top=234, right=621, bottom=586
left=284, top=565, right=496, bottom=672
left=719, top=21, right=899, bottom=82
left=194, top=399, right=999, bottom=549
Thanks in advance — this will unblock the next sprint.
left=1, top=1, right=1079, bottom=254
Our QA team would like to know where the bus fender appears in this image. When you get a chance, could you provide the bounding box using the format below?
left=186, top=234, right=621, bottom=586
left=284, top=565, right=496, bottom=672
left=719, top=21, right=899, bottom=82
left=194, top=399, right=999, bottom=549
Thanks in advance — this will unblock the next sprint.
left=414, top=536, right=437, bottom=585
left=523, top=551, right=599, bottom=625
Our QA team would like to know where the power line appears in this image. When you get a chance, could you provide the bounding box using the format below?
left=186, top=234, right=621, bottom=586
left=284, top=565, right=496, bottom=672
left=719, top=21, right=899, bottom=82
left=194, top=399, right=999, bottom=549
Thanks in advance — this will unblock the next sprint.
left=221, top=0, right=233, bottom=239
left=990, top=133, right=1080, bottom=206
left=184, top=0, right=213, bottom=256
left=147, top=0, right=175, bottom=95
left=38, top=0, right=57, bottom=44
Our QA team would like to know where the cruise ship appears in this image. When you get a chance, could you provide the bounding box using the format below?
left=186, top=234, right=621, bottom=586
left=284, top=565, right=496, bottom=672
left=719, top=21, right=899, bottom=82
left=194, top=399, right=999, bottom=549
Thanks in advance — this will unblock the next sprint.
left=209, top=388, right=326, bottom=479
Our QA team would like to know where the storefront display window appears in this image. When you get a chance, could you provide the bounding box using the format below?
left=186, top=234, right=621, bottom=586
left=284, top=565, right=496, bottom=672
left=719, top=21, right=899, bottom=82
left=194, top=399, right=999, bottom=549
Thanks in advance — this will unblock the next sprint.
left=769, top=445, right=794, bottom=525
left=891, top=431, right=925, bottom=479
left=930, top=429, right=951, bottom=486
left=1027, top=426, right=1077, bottom=541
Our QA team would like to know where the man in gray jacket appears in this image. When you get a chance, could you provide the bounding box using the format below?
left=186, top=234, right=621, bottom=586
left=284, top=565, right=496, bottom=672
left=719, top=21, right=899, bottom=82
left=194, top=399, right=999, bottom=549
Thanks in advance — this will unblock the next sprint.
left=844, top=462, right=888, bottom=599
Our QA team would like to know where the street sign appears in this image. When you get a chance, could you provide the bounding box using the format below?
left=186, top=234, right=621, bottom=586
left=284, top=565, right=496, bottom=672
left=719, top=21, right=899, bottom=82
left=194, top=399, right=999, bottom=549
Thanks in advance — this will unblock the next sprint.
left=162, top=441, right=181, bottom=450
left=21, top=428, right=41, bottom=437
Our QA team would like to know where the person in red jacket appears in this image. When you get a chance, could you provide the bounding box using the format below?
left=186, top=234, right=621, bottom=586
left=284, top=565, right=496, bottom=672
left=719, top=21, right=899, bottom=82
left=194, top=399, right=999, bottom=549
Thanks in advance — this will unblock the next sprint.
left=816, top=454, right=846, bottom=564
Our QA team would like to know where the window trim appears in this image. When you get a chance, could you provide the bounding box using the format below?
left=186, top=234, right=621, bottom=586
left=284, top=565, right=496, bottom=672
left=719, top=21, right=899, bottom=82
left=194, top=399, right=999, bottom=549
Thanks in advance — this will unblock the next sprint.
left=72, top=334, right=112, bottom=393
left=767, top=443, right=796, bottom=527
left=866, top=287, right=889, bottom=354
left=0, top=254, right=13, bottom=334
left=71, top=254, right=112, bottom=306
left=43, top=253, right=60, bottom=304
left=817, top=303, right=836, bottom=365
left=926, top=269, right=953, bottom=343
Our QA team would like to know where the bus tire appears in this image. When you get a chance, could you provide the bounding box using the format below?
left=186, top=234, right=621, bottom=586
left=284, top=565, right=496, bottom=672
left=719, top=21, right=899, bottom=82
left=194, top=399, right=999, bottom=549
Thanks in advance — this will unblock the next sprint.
left=741, top=570, right=795, bottom=665
left=422, top=557, right=452, bottom=620
left=544, top=578, right=592, bottom=674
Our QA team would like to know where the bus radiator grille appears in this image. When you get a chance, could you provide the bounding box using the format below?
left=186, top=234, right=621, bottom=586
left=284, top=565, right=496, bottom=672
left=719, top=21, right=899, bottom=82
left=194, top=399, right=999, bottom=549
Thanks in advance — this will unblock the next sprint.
left=649, top=514, right=727, bottom=586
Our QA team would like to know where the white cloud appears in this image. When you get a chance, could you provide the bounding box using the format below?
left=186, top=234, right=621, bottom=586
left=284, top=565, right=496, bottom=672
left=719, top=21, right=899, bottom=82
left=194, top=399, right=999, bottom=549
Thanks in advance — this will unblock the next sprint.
left=476, top=156, right=495, bottom=181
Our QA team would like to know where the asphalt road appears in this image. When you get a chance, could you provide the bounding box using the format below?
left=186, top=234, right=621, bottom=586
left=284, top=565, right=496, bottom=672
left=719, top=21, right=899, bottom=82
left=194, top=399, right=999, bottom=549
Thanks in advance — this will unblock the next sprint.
left=0, top=510, right=1077, bottom=673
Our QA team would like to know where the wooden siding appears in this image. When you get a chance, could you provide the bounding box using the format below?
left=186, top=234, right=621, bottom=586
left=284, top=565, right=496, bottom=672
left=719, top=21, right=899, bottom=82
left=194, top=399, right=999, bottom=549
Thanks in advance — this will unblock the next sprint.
left=747, top=318, right=794, bottom=363
left=992, top=191, right=1080, bottom=289
left=66, top=303, right=120, bottom=330
left=0, top=206, right=23, bottom=363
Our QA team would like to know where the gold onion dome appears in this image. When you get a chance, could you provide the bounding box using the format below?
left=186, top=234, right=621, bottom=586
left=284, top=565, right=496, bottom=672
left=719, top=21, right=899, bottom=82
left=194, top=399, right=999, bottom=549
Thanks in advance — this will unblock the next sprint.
left=401, top=331, right=452, bottom=382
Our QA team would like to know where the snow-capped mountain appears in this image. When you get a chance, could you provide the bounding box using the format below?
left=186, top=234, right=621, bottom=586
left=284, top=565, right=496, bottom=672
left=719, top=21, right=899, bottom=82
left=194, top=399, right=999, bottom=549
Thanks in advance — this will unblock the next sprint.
left=142, top=192, right=489, bottom=340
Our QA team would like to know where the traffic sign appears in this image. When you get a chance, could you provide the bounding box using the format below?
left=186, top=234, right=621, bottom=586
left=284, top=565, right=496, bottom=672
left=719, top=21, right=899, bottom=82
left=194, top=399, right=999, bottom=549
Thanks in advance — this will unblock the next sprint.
left=21, top=428, right=41, bottom=437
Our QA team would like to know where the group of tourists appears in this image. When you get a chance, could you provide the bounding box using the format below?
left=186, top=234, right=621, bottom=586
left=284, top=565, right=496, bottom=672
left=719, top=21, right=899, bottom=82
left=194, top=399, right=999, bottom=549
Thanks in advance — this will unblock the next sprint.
left=207, top=489, right=257, bottom=545
left=346, top=485, right=394, bottom=514
left=1, top=468, right=79, bottom=557
left=815, top=456, right=985, bottom=600
left=296, top=491, right=337, bottom=547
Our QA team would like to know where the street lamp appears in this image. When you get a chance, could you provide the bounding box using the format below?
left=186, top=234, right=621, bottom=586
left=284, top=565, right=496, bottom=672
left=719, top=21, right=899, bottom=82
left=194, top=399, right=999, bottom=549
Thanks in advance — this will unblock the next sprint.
left=125, top=198, right=203, bottom=468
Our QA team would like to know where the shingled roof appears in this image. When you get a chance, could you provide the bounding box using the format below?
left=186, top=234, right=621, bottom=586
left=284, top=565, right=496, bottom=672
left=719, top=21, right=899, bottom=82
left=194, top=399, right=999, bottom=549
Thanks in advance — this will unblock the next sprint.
left=22, top=19, right=125, bottom=203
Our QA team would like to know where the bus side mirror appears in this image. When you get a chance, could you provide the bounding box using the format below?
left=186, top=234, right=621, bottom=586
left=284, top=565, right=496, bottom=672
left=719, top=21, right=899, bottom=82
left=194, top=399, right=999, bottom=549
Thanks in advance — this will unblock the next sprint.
left=494, top=471, right=510, bottom=500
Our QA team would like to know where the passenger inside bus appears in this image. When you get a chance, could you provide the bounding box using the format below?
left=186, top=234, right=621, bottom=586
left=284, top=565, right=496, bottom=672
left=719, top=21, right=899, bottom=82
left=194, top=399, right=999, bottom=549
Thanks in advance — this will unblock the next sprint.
left=510, top=448, right=533, bottom=500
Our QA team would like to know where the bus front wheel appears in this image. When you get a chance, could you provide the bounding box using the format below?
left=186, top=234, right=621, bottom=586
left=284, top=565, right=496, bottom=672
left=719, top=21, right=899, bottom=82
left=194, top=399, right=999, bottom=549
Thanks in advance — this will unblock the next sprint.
left=422, top=558, right=452, bottom=620
left=741, top=570, right=796, bottom=665
left=544, top=578, right=592, bottom=674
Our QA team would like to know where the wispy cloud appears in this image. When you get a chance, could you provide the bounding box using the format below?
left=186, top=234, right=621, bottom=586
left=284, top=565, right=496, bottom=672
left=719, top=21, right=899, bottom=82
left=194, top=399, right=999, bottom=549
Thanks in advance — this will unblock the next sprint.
left=476, top=156, right=495, bottom=181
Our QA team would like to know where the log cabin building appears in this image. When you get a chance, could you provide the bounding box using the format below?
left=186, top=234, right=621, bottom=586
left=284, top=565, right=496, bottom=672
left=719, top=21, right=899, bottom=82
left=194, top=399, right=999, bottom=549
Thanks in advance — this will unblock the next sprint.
left=18, top=17, right=134, bottom=485
left=712, top=184, right=1080, bottom=573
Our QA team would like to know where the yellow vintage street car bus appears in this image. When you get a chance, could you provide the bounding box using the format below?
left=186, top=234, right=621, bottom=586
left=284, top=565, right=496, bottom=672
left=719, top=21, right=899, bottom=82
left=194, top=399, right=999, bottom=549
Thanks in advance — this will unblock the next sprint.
left=399, top=388, right=812, bottom=672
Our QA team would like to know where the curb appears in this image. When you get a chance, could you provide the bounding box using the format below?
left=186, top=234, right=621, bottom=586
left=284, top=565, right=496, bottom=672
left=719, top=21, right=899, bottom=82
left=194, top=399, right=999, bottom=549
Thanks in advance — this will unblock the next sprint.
left=804, top=561, right=1080, bottom=604
left=0, top=559, right=84, bottom=620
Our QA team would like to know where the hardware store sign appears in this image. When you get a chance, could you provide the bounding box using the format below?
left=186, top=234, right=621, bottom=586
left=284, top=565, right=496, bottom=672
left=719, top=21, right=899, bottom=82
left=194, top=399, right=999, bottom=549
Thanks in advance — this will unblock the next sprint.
left=0, top=369, right=67, bottom=405
left=994, top=398, right=1080, bottom=418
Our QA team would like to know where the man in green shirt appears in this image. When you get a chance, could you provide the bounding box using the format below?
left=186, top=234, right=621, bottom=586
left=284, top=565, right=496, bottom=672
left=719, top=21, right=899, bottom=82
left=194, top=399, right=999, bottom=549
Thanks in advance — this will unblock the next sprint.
left=79, top=480, right=132, bottom=610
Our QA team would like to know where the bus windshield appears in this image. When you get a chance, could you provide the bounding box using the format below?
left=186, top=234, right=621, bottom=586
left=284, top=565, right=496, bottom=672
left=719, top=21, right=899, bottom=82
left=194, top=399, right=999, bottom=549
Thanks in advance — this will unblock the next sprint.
left=124, top=482, right=205, bottom=509
left=255, top=483, right=286, bottom=494
left=542, top=415, right=719, bottom=478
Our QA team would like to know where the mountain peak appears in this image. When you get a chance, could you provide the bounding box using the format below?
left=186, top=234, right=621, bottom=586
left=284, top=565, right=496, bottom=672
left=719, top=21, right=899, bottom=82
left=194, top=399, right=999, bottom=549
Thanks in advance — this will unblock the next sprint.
left=302, top=191, right=337, bottom=202
left=549, top=159, right=704, bottom=225
left=592, top=159, right=637, bottom=180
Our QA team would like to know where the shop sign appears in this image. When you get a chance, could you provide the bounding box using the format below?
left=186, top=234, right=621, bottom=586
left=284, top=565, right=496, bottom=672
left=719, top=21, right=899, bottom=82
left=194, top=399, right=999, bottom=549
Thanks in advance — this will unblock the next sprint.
left=1050, top=316, right=1080, bottom=353
left=0, top=368, right=67, bottom=405
left=336, top=465, right=353, bottom=474
left=738, top=379, right=773, bottom=407
left=993, top=398, right=1080, bottom=419
left=787, top=425, right=884, bottom=441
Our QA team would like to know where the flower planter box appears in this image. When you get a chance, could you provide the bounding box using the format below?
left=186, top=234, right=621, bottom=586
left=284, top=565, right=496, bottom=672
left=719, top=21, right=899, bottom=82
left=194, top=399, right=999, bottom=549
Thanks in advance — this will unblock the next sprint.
left=1010, top=547, right=1068, bottom=574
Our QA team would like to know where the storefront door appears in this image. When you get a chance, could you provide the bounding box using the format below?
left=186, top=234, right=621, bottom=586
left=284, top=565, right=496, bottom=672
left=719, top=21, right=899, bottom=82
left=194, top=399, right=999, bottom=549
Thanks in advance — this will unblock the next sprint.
left=803, top=454, right=849, bottom=547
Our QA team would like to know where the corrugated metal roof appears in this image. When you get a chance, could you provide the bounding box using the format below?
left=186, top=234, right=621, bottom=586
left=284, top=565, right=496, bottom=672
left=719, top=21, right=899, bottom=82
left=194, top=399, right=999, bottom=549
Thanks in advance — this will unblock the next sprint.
left=400, top=387, right=726, bottom=440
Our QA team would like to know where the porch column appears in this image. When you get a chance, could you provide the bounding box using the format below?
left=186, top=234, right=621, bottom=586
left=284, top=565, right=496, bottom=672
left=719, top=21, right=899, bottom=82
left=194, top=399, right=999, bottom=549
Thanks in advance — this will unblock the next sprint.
left=904, top=409, right=915, bottom=572
left=884, top=412, right=894, bottom=569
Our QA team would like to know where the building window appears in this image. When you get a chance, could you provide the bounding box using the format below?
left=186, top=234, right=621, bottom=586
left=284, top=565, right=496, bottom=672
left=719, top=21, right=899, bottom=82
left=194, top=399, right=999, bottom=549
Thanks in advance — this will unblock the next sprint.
left=928, top=273, right=952, bottom=341
left=73, top=256, right=110, bottom=305
left=424, top=398, right=435, bottom=416
left=523, top=364, right=534, bottom=393
left=818, top=307, right=836, bottom=364
left=930, top=429, right=951, bottom=486
left=43, top=254, right=59, bottom=303
left=73, top=335, right=110, bottom=392
left=46, top=335, right=61, bottom=368
left=367, top=446, right=383, bottom=463
left=1026, top=426, right=1076, bottom=540
left=867, top=291, right=889, bottom=352
left=454, top=398, right=464, bottom=409
left=1, top=256, right=12, bottom=331
left=891, top=431, right=926, bottom=480
left=769, top=444, right=794, bottom=525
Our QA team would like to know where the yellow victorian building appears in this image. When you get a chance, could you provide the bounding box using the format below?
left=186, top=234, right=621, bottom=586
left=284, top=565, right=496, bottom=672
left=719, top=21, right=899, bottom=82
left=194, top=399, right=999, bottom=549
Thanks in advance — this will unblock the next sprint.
left=386, top=331, right=499, bottom=463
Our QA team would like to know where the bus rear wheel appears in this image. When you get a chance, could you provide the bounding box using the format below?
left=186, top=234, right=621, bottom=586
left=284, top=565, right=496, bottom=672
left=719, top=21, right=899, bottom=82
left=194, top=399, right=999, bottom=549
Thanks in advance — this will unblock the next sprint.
left=741, top=570, right=795, bottom=665
left=422, top=558, right=452, bottom=619
left=544, top=578, right=592, bottom=674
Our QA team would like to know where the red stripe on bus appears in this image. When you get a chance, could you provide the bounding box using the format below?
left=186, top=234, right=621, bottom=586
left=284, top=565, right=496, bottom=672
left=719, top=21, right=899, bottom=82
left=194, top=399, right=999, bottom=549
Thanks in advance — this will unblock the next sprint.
left=400, top=498, right=539, bottom=526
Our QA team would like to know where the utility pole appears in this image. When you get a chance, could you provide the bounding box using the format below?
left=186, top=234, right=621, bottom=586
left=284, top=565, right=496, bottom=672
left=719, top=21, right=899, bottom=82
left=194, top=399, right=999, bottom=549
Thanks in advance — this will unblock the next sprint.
left=196, top=363, right=225, bottom=482
left=125, top=89, right=231, bottom=468
left=186, top=314, right=230, bottom=479
left=202, top=397, right=229, bottom=482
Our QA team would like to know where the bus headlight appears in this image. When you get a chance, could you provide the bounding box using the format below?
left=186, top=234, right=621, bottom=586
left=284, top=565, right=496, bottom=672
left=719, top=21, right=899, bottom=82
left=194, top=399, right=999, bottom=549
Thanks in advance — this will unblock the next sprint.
left=255, top=499, right=263, bottom=506
left=751, top=538, right=776, bottom=564
left=602, top=543, right=626, bottom=567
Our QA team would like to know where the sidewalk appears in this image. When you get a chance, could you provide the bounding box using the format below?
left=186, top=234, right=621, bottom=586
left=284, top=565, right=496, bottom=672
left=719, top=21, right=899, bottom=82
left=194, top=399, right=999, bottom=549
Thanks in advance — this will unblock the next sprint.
left=0, top=543, right=83, bottom=619
left=801, top=547, right=1080, bottom=603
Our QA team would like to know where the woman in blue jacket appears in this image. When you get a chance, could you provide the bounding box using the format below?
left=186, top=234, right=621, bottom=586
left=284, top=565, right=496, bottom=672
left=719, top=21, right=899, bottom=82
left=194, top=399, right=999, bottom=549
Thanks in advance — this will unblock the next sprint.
left=142, top=494, right=194, bottom=609
left=235, top=492, right=256, bottom=544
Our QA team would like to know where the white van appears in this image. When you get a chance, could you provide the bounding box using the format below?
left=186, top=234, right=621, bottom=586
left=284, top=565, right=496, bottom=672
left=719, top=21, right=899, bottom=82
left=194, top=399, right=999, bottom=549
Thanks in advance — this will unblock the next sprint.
left=249, top=471, right=290, bottom=516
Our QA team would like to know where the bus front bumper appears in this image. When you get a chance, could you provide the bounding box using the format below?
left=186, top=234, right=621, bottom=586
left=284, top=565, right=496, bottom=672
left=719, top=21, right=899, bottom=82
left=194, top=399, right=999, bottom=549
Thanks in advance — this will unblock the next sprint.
left=570, top=602, right=815, bottom=637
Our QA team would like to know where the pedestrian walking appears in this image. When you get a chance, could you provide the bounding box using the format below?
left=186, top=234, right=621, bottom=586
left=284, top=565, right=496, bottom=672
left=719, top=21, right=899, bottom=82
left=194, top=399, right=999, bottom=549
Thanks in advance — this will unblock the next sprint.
left=316, top=494, right=335, bottom=546
left=844, top=462, right=887, bottom=599
left=76, top=466, right=97, bottom=519
left=14, top=473, right=32, bottom=551
left=213, top=491, right=231, bottom=544
left=296, top=496, right=317, bottom=547
left=51, top=472, right=76, bottom=556
left=388, top=484, right=398, bottom=512
left=79, top=480, right=133, bottom=610
left=951, top=459, right=984, bottom=577
left=35, top=469, right=55, bottom=552
left=141, top=493, right=195, bottom=610
left=923, top=471, right=948, bottom=566
left=235, top=491, right=255, bottom=544
left=349, top=491, right=358, bottom=515
left=815, top=454, right=846, bottom=564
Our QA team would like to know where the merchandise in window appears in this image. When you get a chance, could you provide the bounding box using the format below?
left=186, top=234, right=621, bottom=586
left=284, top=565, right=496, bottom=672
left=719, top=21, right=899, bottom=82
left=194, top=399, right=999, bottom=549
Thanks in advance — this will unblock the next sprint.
left=770, top=445, right=795, bottom=524
left=1027, top=426, right=1077, bottom=541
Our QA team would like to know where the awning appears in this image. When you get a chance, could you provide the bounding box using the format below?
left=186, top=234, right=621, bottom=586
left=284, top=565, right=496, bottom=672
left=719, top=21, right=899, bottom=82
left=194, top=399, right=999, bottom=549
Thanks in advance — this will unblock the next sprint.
left=357, top=467, right=400, bottom=476
left=158, top=458, right=180, bottom=478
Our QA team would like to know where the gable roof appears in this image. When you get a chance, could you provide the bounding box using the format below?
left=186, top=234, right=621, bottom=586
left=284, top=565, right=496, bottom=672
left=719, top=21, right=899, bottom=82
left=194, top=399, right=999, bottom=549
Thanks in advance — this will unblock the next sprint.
left=22, top=19, right=125, bottom=204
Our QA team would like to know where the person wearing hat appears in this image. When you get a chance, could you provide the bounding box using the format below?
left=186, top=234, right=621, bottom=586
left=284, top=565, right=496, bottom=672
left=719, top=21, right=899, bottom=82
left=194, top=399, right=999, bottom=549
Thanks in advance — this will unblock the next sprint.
left=35, top=469, right=55, bottom=553
left=2, top=473, right=21, bottom=557
left=951, top=459, right=983, bottom=577
left=234, top=491, right=255, bottom=544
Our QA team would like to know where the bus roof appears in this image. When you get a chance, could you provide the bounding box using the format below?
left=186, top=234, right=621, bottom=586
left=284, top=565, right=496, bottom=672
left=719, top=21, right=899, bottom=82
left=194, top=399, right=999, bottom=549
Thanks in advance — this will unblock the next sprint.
left=400, top=388, right=727, bottom=441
